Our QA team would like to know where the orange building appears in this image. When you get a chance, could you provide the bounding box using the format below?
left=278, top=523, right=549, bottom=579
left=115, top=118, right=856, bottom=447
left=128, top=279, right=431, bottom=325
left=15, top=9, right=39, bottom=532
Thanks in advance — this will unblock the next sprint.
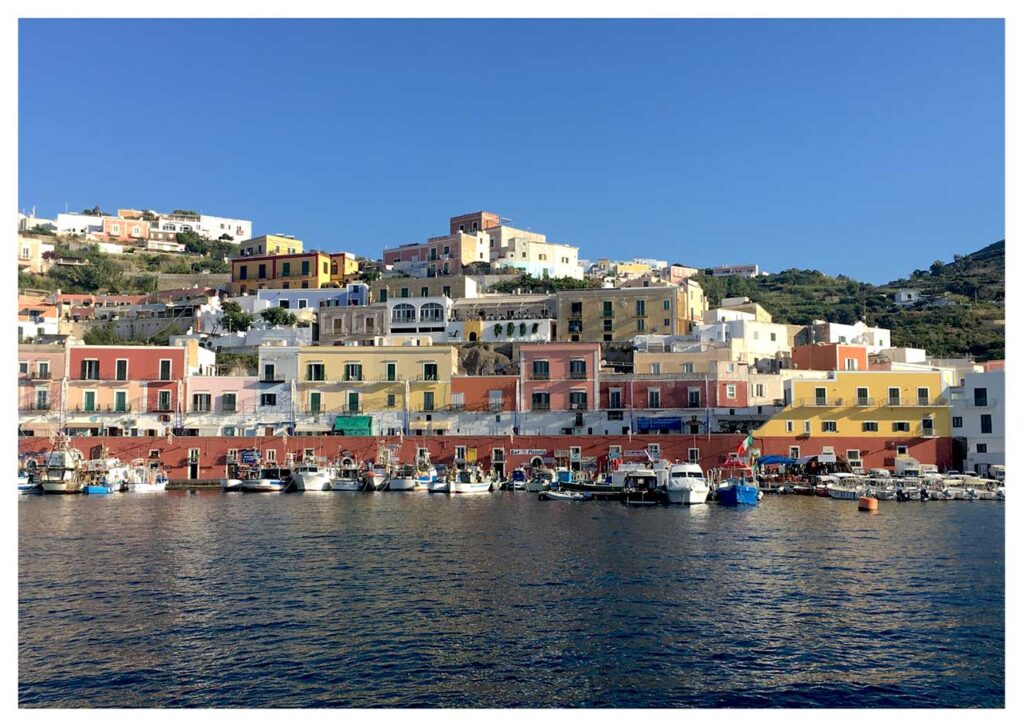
left=791, top=343, right=868, bottom=372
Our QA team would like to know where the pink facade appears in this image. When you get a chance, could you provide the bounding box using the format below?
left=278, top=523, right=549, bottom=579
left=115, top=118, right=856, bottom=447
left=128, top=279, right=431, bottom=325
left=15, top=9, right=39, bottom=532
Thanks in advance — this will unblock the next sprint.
left=519, top=343, right=601, bottom=412
left=18, top=345, right=66, bottom=412
left=68, top=345, right=185, bottom=414
left=184, top=376, right=260, bottom=415
left=101, top=216, right=150, bottom=241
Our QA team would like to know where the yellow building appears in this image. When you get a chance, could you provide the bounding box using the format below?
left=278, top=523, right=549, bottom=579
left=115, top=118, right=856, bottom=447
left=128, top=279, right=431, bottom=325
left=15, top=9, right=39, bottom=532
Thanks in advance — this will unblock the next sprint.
left=755, top=371, right=951, bottom=440
left=294, top=345, right=459, bottom=418
left=556, top=283, right=706, bottom=342
left=238, top=234, right=304, bottom=257
left=230, top=251, right=359, bottom=295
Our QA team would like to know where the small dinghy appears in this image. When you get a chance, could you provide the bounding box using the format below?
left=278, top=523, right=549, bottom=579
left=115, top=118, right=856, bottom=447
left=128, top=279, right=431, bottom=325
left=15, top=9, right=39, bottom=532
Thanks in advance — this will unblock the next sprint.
left=539, top=490, right=588, bottom=501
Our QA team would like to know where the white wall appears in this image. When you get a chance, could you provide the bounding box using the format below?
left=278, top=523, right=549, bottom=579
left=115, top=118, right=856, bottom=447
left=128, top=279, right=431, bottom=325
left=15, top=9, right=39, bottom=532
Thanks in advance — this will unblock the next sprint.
left=953, top=371, right=1004, bottom=476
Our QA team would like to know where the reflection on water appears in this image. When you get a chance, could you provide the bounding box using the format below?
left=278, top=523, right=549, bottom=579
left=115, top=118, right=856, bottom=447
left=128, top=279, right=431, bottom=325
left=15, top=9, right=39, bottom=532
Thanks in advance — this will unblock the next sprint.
left=19, top=493, right=1003, bottom=707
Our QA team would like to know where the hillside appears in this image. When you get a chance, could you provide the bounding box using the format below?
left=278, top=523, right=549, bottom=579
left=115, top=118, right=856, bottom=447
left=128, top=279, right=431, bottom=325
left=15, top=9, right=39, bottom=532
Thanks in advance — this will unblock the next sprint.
left=693, top=240, right=1005, bottom=361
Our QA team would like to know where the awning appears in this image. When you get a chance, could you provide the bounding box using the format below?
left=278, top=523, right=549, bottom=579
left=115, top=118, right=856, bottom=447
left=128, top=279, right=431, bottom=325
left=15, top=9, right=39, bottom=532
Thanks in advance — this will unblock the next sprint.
left=294, top=424, right=332, bottom=433
left=794, top=455, right=818, bottom=465
left=410, top=420, right=450, bottom=430
left=332, top=415, right=373, bottom=436
left=757, top=455, right=796, bottom=466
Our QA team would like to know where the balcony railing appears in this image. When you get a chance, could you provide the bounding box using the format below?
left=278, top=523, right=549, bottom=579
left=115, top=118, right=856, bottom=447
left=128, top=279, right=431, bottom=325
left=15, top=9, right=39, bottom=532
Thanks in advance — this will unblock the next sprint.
left=799, top=396, right=950, bottom=408
left=72, top=405, right=134, bottom=414
left=31, top=371, right=52, bottom=380
left=531, top=403, right=551, bottom=411
left=569, top=402, right=588, bottom=410
left=260, top=376, right=286, bottom=384
left=568, top=371, right=588, bottom=380
left=488, top=401, right=504, bottom=412
left=531, top=372, right=550, bottom=380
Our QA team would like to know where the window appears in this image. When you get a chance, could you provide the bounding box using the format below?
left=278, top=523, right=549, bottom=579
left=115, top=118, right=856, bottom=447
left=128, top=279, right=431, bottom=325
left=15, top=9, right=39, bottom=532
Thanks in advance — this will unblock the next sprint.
left=647, top=443, right=661, bottom=458
left=192, top=393, right=211, bottom=412
left=917, top=387, right=930, bottom=405
left=888, top=387, right=901, bottom=406
left=896, top=445, right=909, bottom=456
left=846, top=449, right=861, bottom=462
left=844, top=358, right=858, bottom=371
left=602, top=301, right=613, bottom=317
left=282, top=262, right=291, bottom=276
left=158, top=390, right=172, bottom=411
left=323, top=262, right=329, bottom=275
left=649, top=363, right=661, bottom=375
left=38, top=361, right=49, bottom=378
left=754, top=383, right=765, bottom=398
left=637, top=319, right=646, bottom=332
left=973, top=388, right=988, bottom=406
left=379, top=289, right=388, bottom=303
left=892, top=421, right=911, bottom=433
left=422, top=363, right=438, bottom=381
left=687, top=389, right=700, bottom=407
left=344, top=363, right=363, bottom=381
left=922, top=417, right=935, bottom=435
left=421, top=287, right=429, bottom=297
left=814, top=387, right=827, bottom=406
left=298, top=299, right=308, bottom=309
left=570, top=391, right=588, bottom=410
left=80, top=359, right=100, bottom=380
left=385, top=362, right=397, bottom=382
left=347, top=392, right=360, bottom=412
left=455, top=446, right=467, bottom=461
left=532, top=360, right=549, bottom=380
left=111, top=223, right=120, bottom=234
left=115, top=359, right=128, bottom=381
left=786, top=421, right=794, bottom=433
left=647, top=388, right=661, bottom=408
left=789, top=446, right=800, bottom=459
left=239, top=266, right=248, bottom=280
left=682, top=362, right=694, bottom=374
left=265, top=449, right=277, bottom=463
left=18, top=361, right=28, bottom=375
left=770, top=332, right=777, bottom=342
left=803, top=421, right=811, bottom=434
left=663, top=299, right=671, bottom=311
left=608, top=389, right=622, bottom=409
left=422, top=392, right=434, bottom=412
left=401, top=287, right=410, bottom=298
left=980, top=414, right=992, bottom=434
left=532, top=392, right=551, bottom=411
left=725, top=385, right=736, bottom=399
left=636, top=300, right=646, bottom=316
left=822, top=421, right=837, bottom=433
left=857, top=387, right=869, bottom=406
left=570, top=302, right=583, bottom=317
left=35, top=389, right=48, bottom=409
left=569, top=359, right=587, bottom=379
left=159, top=359, right=172, bottom=381
left=489, top=390, right=504, bottom=410
left=952, top=416, right=963, bottom=428
left=862, top=421, right=879, bottom=432
left=260, top=393, right=277, bottom=407
left=301, top=260, right=310, bottom=275
left=258, top=264, right=267, bottom=279
left=309, top=392, right=321, bottom=413
left=977, top=443, right=988, bottom=454
left=263, top=363, right=277, bottom=381
left=222, top=393, right=237, bottom=413
left=114, top=391, right=128, bottom=412
left=386, top=394, right=396, bottom=408
left=608, top=445, right=622, bottom=460
left=306, top=362, right=325, bottom=381
left=688, top=448, right=700, bottom=463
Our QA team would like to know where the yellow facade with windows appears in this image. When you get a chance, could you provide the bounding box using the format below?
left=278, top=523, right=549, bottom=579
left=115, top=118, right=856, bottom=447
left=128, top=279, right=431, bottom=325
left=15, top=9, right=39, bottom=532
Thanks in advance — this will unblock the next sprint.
left=295, top=345, right=459, bottom=415
left=231, top=251, right=359, bottom=295
left=556, top=284, right=706, bottom=343
left=755, top=371, right=951, bottom=439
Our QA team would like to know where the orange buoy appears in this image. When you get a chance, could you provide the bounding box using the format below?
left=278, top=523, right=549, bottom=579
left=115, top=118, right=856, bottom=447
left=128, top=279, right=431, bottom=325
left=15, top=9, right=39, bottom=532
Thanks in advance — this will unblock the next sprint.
left=858, top=496, right=878, bottom=511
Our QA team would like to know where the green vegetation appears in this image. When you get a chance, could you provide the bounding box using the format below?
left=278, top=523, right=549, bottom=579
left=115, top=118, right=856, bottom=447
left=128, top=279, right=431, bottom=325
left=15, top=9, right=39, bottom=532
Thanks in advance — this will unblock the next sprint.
left=490, top=273, right=602, bottom=293
left=261, top=307, right=298, bottom=327
left=81, top=322, right=183, bottom=347
left=217, top=352, right=259, bottom=375
left=220, top=301, right=253, bottom=332
left=694, top=240, right=1004, bottom=360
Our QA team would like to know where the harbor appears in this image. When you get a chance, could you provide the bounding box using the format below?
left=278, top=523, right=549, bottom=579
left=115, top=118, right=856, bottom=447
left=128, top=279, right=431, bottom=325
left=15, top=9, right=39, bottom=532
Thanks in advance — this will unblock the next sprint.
left=18, top=487, right=1005, bottom=708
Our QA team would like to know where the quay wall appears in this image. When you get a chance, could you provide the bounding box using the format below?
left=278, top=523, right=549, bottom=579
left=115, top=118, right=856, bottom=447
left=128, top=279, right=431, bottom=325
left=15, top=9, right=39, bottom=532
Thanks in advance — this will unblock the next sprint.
left=18, top=433, right=953, bottom=480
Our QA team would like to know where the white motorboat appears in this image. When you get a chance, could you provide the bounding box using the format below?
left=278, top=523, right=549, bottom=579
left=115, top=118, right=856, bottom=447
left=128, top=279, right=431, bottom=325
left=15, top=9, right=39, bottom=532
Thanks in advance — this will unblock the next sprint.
left=388, top=464, right=418, bottom=491
left=666, top=462, right=710, bottom=505
left=240, top=467, right=289, bottom=493
left=39, top=444, right=86, bottom=494
left=414, top=454, right=438, bottom=490
left=330, top=462, right=363, bottom=491
left=363, top=465, right=390, bottom=491
left=824, top=473, right=864, bottom=500
left=292, top=460, right=337, bottom=491
left=540, top=489, right=587, bottom=501
left=450, top=467, right=492, bottom=494
left=107, top=460, right=168, bottom=493
left=18, top=471, right=35, bottom=493
left=426, top=478, right=450, bottom=493
left=221, top=478, right=243, bottom=491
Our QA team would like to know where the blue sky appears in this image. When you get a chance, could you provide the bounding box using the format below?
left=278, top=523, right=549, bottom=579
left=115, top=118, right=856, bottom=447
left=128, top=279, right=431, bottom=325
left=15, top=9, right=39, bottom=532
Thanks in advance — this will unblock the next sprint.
left=19, top=19, right=1003, bottom=283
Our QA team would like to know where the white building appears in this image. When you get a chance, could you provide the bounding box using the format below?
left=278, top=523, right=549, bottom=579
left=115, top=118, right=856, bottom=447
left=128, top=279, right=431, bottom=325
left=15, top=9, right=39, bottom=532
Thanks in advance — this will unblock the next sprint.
left=694, top=319, right=791, bottom=359
left=706, top=264, right=761, bottom=277
left=895, top=289, right=922, bottom=306
left=485, top=224, right=583, bottom=279
left=951, top=371, right=1004, bottom=477
left=386, top=296, right=453, bottom=343
left=809, top=320, right=891, bottom=353
left=151, top=211, right=252, bottom=242
left=54, top=213, right=103, bottom=237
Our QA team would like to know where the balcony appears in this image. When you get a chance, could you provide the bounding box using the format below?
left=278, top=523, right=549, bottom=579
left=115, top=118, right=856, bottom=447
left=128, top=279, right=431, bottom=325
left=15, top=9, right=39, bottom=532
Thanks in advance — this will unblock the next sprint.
left=31, top=371, right=52, bottom=380
left=260, top=376, right=286, bottom=384
left=531, top=403, right=551, bottom=411
left=568, top=371, right=589, bottom=380
left=488, top=402, right=504, bottom=412
left=569, top=402, right=588, bottom=411
left=25, top=403, right=51, bottom=411
left=531, top=372, right=550, bottom=381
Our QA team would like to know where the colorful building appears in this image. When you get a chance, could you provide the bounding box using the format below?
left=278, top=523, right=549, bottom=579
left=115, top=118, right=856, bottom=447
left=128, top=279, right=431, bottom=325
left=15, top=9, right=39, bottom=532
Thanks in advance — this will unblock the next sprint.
left=556, top=285, right=706, bottom=343
left=230, top=250, right=359, bottom=295
left=518, top=343, right=601, bottom=413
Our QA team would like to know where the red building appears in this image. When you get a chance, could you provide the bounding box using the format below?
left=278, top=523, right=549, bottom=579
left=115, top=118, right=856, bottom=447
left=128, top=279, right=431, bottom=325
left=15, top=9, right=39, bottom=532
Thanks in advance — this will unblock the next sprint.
left=791, top=343, right=869, bottom=372
left=518, top=343, right=601, bottom=412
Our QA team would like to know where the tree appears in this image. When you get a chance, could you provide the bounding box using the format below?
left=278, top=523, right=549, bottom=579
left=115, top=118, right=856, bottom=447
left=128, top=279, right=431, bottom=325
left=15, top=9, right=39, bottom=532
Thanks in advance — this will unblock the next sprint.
left=29, top=225, right=55, bottom=236
left=221, top=301, right=253, bottom=333
left=176, top=231, right=210, bottom=254
left=172, top=209, right=199, bottom=216
left=260, top=307, right=298, bottom=327
left=930, top=260, right=946, bottom=275
left=81, top=206, right=109, bottom=216
left=83, top=323, right=125, bottom=345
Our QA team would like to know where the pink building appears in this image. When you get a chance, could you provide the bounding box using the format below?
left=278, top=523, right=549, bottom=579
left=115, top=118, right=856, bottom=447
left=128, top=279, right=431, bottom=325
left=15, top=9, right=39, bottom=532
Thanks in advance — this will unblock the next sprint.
left=599, top=377, right=749, bottom=410
left=18, top=344, right=66, bottom=415
left=184, top=376, right=260, bottom=416
left=518, top=343, right=601, bottom=412
left=100, top=216, right=150, bottom=242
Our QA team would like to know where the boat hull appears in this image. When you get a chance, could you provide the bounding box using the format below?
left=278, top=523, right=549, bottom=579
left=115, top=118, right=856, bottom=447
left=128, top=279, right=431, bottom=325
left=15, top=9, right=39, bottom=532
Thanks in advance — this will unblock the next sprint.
left=127, top=482, right=167, bottom=493
left=426, top=481, right=450, bottom=493
left=293, top=472, right=333, bottom=491
left=388, top=477, right=417, bottom=491
left=716, top=483, right=760, bottom=506
left=450, top=480, right=492, bottom=494
left=330, top=479, right=362, bottom=491
left=40, top=481, right=83, bottom=494
left=239, top=479, right=288, bottom=493
left=666, top=485, right=710, bottom=505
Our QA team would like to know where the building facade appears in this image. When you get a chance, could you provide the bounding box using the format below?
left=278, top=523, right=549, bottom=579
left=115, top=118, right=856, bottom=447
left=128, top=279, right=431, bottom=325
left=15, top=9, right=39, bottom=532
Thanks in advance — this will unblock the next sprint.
left=951, top=371, right=1004, bottom=476
left=556, top=285, right=706, bottom=343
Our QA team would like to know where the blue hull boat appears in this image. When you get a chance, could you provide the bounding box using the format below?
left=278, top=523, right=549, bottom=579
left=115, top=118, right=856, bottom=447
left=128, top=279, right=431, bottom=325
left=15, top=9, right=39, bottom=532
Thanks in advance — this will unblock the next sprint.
left=716, top=481, right=759, bottom=506
left=83, top=484, right=114, bottom=495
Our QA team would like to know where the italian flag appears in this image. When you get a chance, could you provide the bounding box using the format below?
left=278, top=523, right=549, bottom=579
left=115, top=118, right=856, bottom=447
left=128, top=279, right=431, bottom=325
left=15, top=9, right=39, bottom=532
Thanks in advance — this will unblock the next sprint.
left=736, top=433, right=754, bottom=455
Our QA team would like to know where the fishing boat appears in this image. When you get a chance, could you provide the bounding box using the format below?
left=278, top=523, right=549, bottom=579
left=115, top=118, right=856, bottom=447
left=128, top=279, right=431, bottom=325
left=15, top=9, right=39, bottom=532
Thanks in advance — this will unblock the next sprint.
left=39, top=440, right=86, bottom=494
left=126, top=464, right=168, bottom=493
left=239, top=466, right=289, bottom=493
left=525, top=467, right=555, bottom=492
left=666, top=462, right=710, bottom=505
left=415, top=455, right=439, bottom=490
left=330, top=460, right=363, bottom=491
left=18, top=469, right=36, bottom=493
left=82, top=482, right=116, bottom=495
left=712, top=455, right=760, bottom=506
left=388, top=464, right=419, bottom=491
left=292, top=459, right=337, bottom=492
left=449, top=466, right=493, bottom=494
left=826, top=473, right=864, bottom=500
left=362, top=464, right=390, bottom=491
left=221, top=478, right=243, bottom=492
left=507, top=467, right=528, bottom=491
left=622, top=468, right=666, bottom=506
